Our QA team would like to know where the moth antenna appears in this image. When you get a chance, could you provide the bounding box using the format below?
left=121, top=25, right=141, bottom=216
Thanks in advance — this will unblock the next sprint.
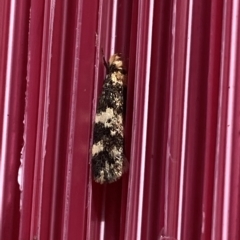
left=101, top=48, right=109, bottom=72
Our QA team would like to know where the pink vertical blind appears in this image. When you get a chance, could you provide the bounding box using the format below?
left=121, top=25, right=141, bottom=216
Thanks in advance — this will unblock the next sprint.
left=0, top=0, right=240, bottom=239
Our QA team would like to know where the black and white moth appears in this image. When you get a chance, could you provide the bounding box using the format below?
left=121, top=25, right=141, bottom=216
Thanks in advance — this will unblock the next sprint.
left=92, top=53, right=127, bottom=184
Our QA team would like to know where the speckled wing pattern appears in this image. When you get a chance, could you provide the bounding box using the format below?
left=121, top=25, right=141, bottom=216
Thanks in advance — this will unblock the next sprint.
left=92, top=53, right=127, bottom=184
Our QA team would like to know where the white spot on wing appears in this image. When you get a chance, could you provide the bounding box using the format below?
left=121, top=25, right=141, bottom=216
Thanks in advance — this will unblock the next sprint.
left=95, top=108, right=114, bottom=124
left=92, top=141, right=104, bottom=155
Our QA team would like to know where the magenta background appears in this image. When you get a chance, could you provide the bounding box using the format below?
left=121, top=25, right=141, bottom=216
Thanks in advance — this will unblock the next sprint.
left=0, top=0, right=240, bottom=239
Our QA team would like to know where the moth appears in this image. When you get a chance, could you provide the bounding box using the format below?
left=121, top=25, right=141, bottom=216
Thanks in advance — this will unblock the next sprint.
left=92, top=53, right=127, bottom=184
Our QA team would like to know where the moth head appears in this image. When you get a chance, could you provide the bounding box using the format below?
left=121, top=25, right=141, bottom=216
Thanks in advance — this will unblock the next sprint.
left=109, top=53, right=123, bottom=68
